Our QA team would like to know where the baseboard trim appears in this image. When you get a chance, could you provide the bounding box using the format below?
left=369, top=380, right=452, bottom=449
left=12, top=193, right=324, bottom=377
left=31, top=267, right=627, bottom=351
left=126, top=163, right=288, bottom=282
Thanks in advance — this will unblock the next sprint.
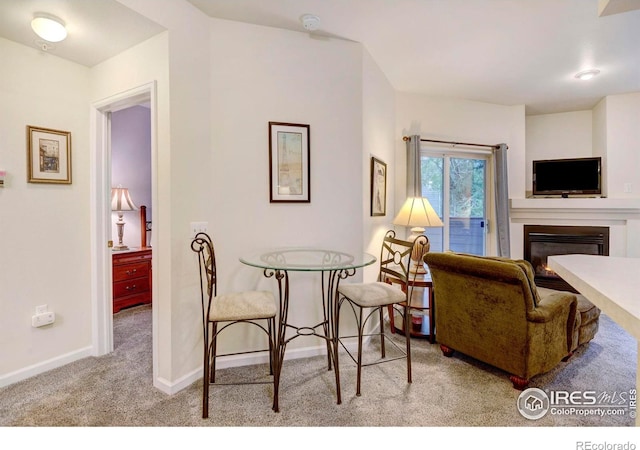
left=0, top=346, right=93, bottom=388
left=1, top=323, right=377, bottom=393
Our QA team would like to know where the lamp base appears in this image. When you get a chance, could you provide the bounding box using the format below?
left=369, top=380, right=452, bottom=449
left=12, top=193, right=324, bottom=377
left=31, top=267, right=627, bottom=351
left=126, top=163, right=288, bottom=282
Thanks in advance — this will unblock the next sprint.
left=114, top=215, right=129, bottom=251
left=408, top=227, right=429, bottom=274
left=409, top=262, right=427, bottom=275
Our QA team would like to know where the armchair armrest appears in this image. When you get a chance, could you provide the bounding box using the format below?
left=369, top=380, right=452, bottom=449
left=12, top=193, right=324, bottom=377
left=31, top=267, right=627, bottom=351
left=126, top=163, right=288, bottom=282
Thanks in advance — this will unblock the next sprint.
left=527, top=291, right=576, bottom=323
left=528, top=290, right=578, bottom=354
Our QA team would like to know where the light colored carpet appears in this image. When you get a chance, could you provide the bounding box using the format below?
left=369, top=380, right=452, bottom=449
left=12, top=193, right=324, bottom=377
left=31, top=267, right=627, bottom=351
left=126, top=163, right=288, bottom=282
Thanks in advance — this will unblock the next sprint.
left=0, top=304, right=636, bottom=427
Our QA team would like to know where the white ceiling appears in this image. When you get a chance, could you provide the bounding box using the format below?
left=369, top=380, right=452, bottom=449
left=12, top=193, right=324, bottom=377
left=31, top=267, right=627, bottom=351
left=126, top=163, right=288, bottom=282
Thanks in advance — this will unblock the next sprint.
left=1, top=0, right=638, bottom=115
left=0, top=0, right=165, bottom=68
left=187, top=0, right=640, bottom=115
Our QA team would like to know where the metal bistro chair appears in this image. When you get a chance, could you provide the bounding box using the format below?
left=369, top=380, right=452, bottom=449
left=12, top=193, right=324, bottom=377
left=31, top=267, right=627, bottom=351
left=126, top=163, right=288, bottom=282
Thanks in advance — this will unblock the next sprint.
left=190, top=232, right=278, bottom=418
left=335, top=230, right=428, bottom=397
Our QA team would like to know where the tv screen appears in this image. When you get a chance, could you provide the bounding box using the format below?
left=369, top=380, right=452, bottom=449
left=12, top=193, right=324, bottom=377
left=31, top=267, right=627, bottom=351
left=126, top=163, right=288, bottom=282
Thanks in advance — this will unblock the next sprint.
left=533, top=157, right=602, bottom=196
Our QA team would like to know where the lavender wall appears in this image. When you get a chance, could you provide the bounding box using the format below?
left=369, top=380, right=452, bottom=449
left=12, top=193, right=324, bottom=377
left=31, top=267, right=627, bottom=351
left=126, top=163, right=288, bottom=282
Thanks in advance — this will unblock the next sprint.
left=111, top=105, right=152, bottom=248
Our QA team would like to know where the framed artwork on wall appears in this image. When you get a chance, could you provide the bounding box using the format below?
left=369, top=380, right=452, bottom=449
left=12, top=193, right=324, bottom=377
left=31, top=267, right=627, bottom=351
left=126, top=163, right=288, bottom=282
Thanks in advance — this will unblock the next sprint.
left=370, top=156, right=387, bottom=216
left=269, top=122, right=310, bottom=203
left=27, top=125, right=72, bottom=184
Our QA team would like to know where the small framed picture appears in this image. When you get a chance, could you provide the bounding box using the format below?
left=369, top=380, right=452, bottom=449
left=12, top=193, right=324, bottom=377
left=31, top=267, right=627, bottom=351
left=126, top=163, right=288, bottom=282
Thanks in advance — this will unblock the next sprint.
left=269, top=122, right=310, bottom=203
left=27, top=125, right=72, bottom=184
left=370, top=156, right=387, bottom=216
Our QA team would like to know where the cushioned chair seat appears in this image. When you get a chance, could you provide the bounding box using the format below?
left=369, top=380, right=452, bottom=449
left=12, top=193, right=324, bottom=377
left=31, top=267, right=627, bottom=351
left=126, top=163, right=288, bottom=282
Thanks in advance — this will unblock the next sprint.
left=210, top=290, right=277, bottom=321
left=338, top=282, right=405, bottom=307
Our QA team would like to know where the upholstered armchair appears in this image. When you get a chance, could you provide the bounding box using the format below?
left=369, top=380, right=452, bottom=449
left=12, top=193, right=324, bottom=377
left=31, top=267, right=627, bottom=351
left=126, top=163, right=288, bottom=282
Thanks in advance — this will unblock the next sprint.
left=423, top=252, right=579, bottom=389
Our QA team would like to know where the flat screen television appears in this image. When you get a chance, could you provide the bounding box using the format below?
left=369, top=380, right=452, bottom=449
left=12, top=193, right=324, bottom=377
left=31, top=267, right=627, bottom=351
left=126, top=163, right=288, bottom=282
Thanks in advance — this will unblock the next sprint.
left=532, top=157, right=602, bottom=197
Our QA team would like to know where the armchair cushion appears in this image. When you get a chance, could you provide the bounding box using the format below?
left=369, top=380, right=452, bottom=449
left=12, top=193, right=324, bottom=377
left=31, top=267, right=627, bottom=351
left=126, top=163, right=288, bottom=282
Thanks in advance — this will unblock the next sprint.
left=452, top=252, right=541, bottom=306
left=538, top=287, right=601, bottom=348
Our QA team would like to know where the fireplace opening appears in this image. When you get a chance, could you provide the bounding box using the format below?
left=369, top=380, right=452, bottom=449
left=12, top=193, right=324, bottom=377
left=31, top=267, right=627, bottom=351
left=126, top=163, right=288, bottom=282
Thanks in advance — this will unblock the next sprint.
left=523, top=225, right=609, bottom=293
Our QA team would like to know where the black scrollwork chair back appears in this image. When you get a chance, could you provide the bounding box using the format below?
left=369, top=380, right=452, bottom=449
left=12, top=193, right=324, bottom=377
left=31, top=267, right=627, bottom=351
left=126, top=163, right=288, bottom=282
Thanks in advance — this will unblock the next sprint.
left=335, top=229, right=428, bottom=397
left=190, top=232, right=277, bottom=418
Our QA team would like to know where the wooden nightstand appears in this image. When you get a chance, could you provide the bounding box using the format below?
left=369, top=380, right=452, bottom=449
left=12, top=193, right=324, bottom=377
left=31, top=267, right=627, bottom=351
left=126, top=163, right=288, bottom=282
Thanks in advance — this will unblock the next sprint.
left=112, top=248, right=152, bottom=313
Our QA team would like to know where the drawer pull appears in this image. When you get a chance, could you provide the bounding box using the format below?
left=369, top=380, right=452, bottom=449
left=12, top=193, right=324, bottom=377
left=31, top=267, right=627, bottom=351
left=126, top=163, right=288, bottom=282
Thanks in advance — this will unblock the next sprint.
left=125, top=285, right=137, bottom=291
left=125, top=269, right=138, bottom=275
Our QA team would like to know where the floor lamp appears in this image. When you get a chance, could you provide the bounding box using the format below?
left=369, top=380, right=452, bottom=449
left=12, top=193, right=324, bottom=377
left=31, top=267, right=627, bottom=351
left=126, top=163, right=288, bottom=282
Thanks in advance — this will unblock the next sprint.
left=111, top=186, right=138, bottom=251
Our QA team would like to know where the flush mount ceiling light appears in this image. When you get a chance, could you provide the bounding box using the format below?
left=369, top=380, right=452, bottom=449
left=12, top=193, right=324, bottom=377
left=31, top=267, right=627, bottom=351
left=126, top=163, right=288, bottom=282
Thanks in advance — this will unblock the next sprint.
left=31, top=14, right=67, bottom=43
left=575, top=69, right=600, bottom=81
left=301, top=14, right=320, bottom=31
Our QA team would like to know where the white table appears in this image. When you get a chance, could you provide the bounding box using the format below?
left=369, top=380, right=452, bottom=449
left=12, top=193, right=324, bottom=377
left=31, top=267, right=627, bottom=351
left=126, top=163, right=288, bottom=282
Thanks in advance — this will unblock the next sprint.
left=548, top=254, right=640, bottom=425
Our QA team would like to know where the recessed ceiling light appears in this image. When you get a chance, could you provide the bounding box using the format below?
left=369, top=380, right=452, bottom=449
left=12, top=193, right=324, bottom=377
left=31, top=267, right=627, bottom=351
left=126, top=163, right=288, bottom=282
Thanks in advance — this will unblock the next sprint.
left=575, top=69, right=600, bottom=81
left=31, top=15, right=67, bottom=43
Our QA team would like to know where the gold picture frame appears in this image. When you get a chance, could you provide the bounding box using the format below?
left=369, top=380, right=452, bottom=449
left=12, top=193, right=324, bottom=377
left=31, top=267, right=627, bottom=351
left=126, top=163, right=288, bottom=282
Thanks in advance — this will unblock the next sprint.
left=27, top=125, right=72, bottom=184
left=370, top=156, right=387, bottom=216
left=268, top=122, right=310, bottom=203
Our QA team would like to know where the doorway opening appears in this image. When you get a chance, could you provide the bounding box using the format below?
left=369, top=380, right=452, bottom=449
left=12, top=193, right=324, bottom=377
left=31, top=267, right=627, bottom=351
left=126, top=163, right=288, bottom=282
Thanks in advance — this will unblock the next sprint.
left=90, top=82, right=157, bottom=384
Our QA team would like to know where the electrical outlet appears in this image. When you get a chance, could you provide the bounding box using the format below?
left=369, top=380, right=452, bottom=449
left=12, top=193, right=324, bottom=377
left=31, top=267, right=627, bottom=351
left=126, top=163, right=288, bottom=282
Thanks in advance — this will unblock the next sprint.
left=190, top=222, right=208, bottom=237
left=624, top=183, right=632, bottom=193
left=32, top=312, right=55, bottom=328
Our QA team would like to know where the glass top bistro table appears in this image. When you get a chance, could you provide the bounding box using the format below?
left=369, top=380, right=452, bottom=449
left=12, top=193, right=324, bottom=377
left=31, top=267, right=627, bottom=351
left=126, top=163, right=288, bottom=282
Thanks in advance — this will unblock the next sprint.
left=240, top=248, right=376, bottom=412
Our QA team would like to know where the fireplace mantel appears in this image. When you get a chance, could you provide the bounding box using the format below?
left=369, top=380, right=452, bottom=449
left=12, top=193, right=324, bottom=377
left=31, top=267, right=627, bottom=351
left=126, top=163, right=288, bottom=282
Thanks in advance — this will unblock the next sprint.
left=510, top=198, right=640, bottom=222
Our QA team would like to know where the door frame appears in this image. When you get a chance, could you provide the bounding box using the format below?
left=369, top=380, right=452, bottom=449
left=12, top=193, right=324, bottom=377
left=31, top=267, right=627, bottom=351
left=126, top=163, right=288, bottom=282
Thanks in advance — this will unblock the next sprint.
left=90, top=82, right=157, bottom=380
left=421, top=148, right=491, bottom=254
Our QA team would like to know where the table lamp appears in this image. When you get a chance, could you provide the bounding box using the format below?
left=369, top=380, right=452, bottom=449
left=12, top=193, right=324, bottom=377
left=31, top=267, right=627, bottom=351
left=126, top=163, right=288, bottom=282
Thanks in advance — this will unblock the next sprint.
left=111, top=186, right=138, bottom=251
left=393, top=197, right=444, bottom=273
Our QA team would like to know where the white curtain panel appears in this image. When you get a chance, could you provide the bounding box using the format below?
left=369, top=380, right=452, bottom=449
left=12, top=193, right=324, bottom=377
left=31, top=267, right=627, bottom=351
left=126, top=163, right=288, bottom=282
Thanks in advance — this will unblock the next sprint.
left=406, top=135, right=422, bottom=197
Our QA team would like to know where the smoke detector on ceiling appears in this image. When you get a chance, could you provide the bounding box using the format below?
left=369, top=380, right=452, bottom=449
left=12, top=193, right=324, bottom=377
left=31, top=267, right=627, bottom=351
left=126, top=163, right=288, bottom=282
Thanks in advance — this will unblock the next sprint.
left=301, top=14, right=320, bottom=31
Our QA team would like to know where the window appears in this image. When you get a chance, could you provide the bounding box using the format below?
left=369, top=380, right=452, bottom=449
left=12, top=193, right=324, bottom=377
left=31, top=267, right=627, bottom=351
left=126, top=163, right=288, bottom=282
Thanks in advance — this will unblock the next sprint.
left=421, top=150, right=489, bottom=255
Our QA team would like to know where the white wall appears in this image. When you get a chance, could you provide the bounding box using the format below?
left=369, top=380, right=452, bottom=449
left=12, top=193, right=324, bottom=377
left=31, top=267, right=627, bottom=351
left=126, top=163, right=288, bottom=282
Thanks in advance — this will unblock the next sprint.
left=589, top=93, right=640, bottom=256
left=0, top=37, right=91, bottom=381
left=362, top=49, right=396, bottom=282
left=525, top=111, right=593, bottom=194
left=207, top=18, right=366, bottom=358
left=601, top=93, right=640, bottom=198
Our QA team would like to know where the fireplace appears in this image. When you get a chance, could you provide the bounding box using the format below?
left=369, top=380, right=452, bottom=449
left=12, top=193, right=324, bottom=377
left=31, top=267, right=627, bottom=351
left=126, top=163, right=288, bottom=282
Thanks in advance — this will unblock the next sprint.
left=523, top=225, right=609, bottom=293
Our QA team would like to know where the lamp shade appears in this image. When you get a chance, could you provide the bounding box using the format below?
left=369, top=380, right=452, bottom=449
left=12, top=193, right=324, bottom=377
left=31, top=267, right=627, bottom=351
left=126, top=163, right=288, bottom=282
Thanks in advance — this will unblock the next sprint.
left=111, top=187, right=138, bottom=212
left=393, top=197, right=444, bottom=228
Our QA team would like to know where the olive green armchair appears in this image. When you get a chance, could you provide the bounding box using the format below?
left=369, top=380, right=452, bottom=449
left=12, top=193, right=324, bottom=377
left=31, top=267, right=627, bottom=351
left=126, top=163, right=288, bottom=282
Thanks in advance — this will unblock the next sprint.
left=423, top=252, right=579, bottom=389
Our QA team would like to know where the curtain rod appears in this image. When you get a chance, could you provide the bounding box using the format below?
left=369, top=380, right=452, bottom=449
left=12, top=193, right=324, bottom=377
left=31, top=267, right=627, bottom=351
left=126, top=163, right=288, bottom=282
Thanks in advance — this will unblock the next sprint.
left=403, top=136, right=504, bottom=150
